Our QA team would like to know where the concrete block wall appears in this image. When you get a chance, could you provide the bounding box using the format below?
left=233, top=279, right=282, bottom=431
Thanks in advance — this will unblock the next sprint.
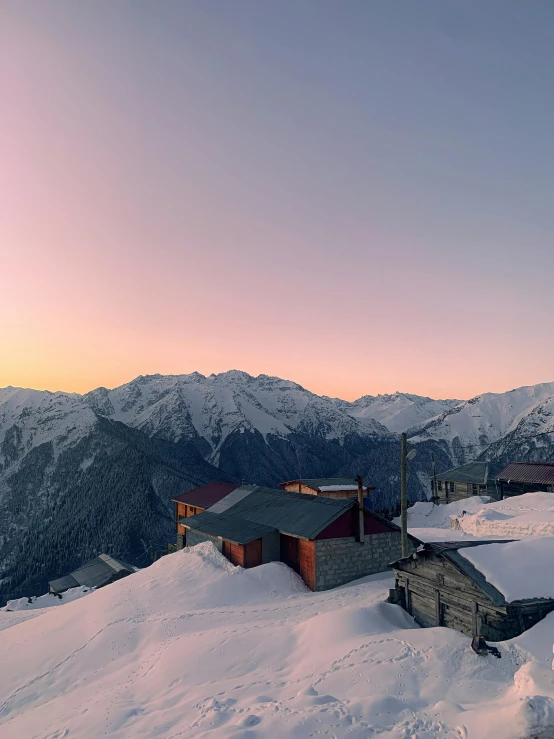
left=176, top=533, right=185, bottom=550
left=315, top=533, right=415, bottom=591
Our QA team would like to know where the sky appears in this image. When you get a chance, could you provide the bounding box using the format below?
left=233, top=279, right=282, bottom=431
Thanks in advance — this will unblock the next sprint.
left=1, top=0, right=554, bottom=401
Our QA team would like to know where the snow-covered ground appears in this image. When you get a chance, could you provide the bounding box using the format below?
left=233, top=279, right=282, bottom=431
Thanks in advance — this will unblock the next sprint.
left=2, top=585, right=93, bottom=612
left=2, top=542, right=554, bottom=739
left=395, top=492, right=554, bottom=543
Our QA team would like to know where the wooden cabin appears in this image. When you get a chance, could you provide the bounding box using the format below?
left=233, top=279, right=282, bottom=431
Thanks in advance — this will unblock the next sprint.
left=279, top=477, right=370, bottom=500
left=495, top=462, right=554, bottom=498
left=172, top=482, right=239, bottom=549
left=431, top=462, right=499, bottom=504
left=181, top=485, right=418, bottom=591
left=389, top=541, right=554, bottom=640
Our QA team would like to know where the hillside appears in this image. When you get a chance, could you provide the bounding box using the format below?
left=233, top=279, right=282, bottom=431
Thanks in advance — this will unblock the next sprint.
left=2, top=373, right=554, bottom=605
left=1, top=542, right=554, bottom=739
left=0, top=388, right=228, bottom=604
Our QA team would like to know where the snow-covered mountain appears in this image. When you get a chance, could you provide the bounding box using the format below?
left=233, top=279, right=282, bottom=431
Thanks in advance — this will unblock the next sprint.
left=333, top=392, right=461, bottom=433
left=3, top=372, right=554, bottom=605
left=410, top=382, right=554, bottom=464
left=84, top=371, right=391, bottom=464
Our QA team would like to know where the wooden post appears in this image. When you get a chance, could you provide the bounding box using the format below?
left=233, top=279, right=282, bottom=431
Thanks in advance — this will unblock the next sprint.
left=401, top=433, right=408, bottom=558
left=356, top=475, right=365, bottom=544
left=431, top=454, right=438, bottom=504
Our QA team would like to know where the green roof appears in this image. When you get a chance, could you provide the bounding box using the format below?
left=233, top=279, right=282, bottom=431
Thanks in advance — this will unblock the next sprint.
left=435, top=462, right=491, bottom=484
left=182, top=511, right=277, bottom=545
left=184, top=485, right=355, bottom=542
left=224, top=485, right=354, bottom=539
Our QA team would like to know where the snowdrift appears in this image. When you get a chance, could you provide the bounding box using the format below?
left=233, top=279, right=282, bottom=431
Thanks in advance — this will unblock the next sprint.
left=398, top=492, right=554, bottom=544
left=453, top=492, right=554, bottom=539
left=1, top=541, right=554, bottom=738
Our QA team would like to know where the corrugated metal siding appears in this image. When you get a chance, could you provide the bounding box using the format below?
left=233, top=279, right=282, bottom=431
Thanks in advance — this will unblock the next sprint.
left=496, top=463, right=554, bottom=485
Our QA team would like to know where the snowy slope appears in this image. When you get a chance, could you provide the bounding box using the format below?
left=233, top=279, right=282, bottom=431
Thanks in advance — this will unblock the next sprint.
left=2, top=542, right=554, bottom=739
left=85, top=371, right=392, bottom=463
left=337, top=392, right=461, bottom=433
left=411, top=382, right=554, bottom=458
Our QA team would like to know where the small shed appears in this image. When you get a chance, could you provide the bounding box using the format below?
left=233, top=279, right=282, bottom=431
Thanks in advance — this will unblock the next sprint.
left=389, top=540, right=554, bottom=640
left=49, top=554, right=138, bottom=595
left=182, top=485, right=418, bottom=590
left=431, top=462, right=499, bottom=504
left=495, top=462, right=554, bottom=498
left=279, top=477, right=371, bottom=500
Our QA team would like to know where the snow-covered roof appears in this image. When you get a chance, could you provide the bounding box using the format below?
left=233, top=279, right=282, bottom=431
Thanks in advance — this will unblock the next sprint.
left=458, top=537, right=554, bottom=603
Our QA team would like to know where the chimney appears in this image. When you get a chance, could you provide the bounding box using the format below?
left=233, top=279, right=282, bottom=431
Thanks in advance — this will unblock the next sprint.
left=356, top=475, right=365, bottom=544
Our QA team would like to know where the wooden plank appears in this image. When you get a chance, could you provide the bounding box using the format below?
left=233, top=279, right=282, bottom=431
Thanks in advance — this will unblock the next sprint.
left=243, top=539, right=263, bottom=568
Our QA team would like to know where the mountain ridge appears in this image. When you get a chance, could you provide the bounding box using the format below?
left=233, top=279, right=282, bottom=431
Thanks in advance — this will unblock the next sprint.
left=1, top=372, right=554, bottom=604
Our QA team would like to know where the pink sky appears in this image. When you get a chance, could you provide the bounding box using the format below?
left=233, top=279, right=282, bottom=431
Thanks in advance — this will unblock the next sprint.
left=2, top=2, right=553, bottom=401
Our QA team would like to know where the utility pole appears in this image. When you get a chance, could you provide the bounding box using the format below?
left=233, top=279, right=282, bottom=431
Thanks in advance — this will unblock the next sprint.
left=431, top=453, right=437, bottom=505
left=401, top=432, right=408, bottom=558
left=356, top=474, right=365, bottom=545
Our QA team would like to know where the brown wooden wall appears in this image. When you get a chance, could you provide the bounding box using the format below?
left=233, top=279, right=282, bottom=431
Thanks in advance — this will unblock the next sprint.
left=433, top=480, right=487, bottom=504
left=298, top=539, right=316, bottom=590
left=280, top=482, right=357, bottom=499
left=176, top=502, right=205, bottom=536
left=221, top=539, right=263, bottom=568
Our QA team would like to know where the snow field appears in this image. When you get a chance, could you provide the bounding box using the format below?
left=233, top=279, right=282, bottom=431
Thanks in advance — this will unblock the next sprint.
left=1, top=542, right=554, bottom=738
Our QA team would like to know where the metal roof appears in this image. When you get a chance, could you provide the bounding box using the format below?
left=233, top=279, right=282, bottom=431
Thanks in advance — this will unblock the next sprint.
left=49, top=554, right=137, bottom=594
left=279, top=477, right=363, bottom=491
left=172, top=482, right=239, bottom=509
left=435, top=462, right=491, bottom=484
left=206, top=485, right=355, bottom=540
left=182, top=511, right=277, bottom=544
left=495, top=462, right=554, bottom=485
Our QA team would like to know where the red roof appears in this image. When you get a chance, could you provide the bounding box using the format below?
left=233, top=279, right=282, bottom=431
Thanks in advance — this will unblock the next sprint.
left=172, top=482, right=240, bottom=510
left=496, top=463, right=554, bottom=485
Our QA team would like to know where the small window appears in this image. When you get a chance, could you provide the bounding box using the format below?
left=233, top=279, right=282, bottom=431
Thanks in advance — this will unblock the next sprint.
left=437, top=481, right=442, bottom=491
left=472, top=484, right=478, bottom=495
left=479, top=485, right=487, bottom=493
left=449, top=482, right=455, bottom=493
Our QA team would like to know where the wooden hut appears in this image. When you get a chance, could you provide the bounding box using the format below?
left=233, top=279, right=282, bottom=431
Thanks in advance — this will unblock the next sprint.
left=495, top=462, right=554, bottom=498
left=431, top=462, right=499, bottom=504
left=279, top=478, right=371, bottom=500
left=389, top=540, right=554, bottom=640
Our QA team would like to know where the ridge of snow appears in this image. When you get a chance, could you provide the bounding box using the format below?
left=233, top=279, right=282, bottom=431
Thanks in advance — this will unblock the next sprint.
left=2, top=541, right=554, bottom=738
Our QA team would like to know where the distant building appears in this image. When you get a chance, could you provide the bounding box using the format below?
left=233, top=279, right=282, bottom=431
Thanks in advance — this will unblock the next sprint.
left=178, top=484, right=418, bottom=591
left=172, top=482, right=240, bottom=549
left=49, top=554, right=138, bottom=595
left=389, top=541, right=554, bottom=640
left=431, top=462, right=499, bottom=504
left=279, top=477, right=373, bottom=500
left=495, top=462, right=554, bottom=498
